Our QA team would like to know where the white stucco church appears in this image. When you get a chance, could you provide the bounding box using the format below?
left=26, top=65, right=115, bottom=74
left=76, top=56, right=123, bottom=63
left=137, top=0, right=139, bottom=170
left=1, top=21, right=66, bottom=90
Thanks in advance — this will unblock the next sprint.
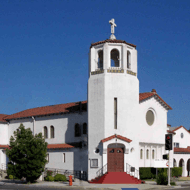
left=0, top=19, right=190, bottom=183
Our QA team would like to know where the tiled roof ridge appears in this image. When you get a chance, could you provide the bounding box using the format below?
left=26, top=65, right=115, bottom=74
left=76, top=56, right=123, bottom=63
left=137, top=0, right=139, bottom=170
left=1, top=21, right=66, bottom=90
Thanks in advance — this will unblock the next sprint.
left=101, top=134, right=132, bottom=143
left=139, top=91, right=172, bottom=110
left=0, top=114, right=9, bottom=123
left=90, top=39, right=136, bottom=48
left=174, top=147, right=190, bottom=154
left=2, top=90, right=172, bottom=121
left=171, top=125, right=190, bottom=134
left=5, top=100, right=87, bottom=121
left=167, top=130, right=176, bottom=134
left=0, top=143, right=74, bottom=150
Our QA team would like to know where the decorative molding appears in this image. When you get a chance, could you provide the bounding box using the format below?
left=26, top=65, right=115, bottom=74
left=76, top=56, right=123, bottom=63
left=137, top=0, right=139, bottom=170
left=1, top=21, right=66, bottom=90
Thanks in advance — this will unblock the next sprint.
left=91, top=70, right=104, bottom=75
left=107, top=69, right=124, bottom=73
left=127, top=70, right=136, bottom=76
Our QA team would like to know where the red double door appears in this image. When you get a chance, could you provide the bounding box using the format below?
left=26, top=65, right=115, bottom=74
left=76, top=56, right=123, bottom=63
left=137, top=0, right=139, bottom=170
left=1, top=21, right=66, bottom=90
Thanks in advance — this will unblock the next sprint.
left=107, top=147, right=124, bottom=172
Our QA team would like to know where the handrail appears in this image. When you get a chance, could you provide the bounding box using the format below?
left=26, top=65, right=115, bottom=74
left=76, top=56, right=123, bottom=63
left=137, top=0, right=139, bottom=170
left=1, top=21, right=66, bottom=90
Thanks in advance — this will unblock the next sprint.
left=96, top=163, right=107, bottom=178
left=126, top=163, right=139, bottom=179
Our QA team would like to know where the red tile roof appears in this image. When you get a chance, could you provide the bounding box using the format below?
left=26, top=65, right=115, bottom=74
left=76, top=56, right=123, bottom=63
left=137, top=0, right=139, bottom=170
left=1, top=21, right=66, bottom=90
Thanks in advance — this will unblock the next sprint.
left=174, top=147, right=190, bottom=154
left=167, top=130, right=176, bottom=134
left=171, top=125, right=190, bottom=134
left=0, top=144, right=74, bottom=150
left=139, top=89, right=172, bottom=110
left=2, top=90, right=171, bottom=121
left=47, top=144, right=74, bottom=149
left=101, top=134, right=132, bottom=143
left=91, top=39, right=136, bottom=48
left=0, top=145, right=9, bottom=149
left=0, top=114, right=8, bottom=123
left=5, top=101, right=87, bottom=120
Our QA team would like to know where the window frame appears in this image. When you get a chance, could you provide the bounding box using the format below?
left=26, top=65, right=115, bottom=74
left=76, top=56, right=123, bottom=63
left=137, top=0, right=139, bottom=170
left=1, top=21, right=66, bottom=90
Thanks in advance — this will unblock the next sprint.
left=50, top=125, right=54, bottom=138
left=44, top=126, right=48, bottom=139
left=83, top=123, right=87, bottom=134
left=91, top=159, right=98, bottom=168
left=140, top=149, right=143, bottom=159
left=63, top=153, right=66, bottom=163
left=146, top=149, right=149, bottom=159
left=75, top=123, right=81, bottom=137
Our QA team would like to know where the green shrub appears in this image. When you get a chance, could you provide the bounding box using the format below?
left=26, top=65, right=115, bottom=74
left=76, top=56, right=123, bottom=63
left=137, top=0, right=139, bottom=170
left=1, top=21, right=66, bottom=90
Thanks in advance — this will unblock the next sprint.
left=54, top=174, right=67, bottom=182
left=172, top=167, right=182, bottom=177
left=139, top=168, right=156, bottom=179
left=170, top=182, right=176, bottom=186
left=47, top=170, right=53, bottom=177
left=9, top=175, right=14, bottom=179
left=156, top=171, right=168, bottom=185
left=45, top=176, right=54, bottom=181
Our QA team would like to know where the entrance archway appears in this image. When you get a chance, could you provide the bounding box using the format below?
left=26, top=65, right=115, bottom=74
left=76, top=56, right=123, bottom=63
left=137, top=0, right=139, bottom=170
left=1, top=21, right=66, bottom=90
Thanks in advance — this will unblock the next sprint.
left=173, top=159, right=177, bottom=167
left=187, top=159, right=190, bottom=176
left=179, top=159, right=185, bottom=176
left=107, top=143, right=124, bottom=172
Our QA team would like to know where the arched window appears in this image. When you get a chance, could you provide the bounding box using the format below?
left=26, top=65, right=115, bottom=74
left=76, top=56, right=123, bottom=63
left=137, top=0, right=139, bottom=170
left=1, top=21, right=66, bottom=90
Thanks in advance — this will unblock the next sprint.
left=127, top=50, right=131, bottom=69
left=146, top=149, right=149, bottom=159
left=98, top=50, right=103, bottom=69
left=110, top=49, right=119, bottom=67
left=152, top=150, right=155, bottom=159
left=50, top=126, right=54, bottom=138
left=140, top=149, right=143, bottom=159
left=83, top=123, right=87, bottom=134
left=75, top=123, right=81, bottom=137
left=44, top=126, right=48, bottom=139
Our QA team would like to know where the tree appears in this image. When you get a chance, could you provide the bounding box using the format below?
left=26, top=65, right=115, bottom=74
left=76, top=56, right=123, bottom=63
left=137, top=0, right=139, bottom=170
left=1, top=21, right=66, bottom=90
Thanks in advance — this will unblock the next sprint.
left=6, top=123, right=48, bottom=183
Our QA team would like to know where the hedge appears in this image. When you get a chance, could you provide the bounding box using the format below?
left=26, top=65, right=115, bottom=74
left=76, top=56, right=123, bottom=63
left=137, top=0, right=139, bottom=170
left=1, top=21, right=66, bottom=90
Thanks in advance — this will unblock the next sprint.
left=140, top=167, right=182, bottom=180
left=139, top=168, right=156, bottom=179
left=172, top=167, right=182, bottom=177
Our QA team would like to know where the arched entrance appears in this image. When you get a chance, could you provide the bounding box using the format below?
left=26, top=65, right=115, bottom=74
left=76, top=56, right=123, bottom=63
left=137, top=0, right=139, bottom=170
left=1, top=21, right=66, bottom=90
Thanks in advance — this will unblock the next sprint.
left=107, top=143, right=124, bottom=172
left=173, top=159, right=177, bottom=167
left=179, top=159, right=185, bottom=176
left=187, top=159, right=190, bottom=176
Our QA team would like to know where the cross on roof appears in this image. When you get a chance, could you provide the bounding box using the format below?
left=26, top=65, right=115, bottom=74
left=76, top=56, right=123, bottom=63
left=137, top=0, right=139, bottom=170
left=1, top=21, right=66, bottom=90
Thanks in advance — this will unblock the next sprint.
left=109, top=18, right=117, bottom=40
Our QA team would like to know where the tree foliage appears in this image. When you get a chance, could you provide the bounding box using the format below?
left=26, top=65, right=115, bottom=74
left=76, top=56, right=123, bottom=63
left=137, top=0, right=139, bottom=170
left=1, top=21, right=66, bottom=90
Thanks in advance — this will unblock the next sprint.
left=6, top=124, right=48, bottom=182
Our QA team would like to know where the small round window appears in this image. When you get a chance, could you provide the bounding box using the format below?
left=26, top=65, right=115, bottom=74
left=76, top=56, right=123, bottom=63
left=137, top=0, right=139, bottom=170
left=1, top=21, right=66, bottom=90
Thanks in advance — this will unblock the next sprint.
left=181, top=133, right=184, bottom=138
left=146, top=110, right=154, bottom=126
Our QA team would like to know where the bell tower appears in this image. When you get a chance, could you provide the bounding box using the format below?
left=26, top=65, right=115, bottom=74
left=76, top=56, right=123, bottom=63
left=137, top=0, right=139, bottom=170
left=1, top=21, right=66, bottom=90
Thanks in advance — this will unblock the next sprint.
left=87, top=19, right=139, bottom=180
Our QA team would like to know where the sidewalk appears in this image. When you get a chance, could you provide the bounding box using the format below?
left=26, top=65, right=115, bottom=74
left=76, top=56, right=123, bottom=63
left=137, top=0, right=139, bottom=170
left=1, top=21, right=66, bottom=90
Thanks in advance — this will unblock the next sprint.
left=0, top=179, right=189, bottom=190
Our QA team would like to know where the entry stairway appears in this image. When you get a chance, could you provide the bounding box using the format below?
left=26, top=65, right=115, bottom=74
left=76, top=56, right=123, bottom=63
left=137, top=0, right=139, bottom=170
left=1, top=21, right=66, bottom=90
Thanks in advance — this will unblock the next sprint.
left=89, top=172, right=143, bottom=184
left=89, top=163, right=144, bottom=184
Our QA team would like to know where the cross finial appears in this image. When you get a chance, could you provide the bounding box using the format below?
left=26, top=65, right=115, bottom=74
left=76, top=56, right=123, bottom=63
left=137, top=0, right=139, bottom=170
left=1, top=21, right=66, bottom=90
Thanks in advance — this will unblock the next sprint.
left=109, top=18, right=117, bottom=40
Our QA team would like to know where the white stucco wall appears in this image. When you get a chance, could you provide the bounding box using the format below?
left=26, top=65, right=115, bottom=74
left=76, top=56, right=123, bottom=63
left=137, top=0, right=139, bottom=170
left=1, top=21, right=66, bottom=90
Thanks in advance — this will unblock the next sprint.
left=138, top=97, right=168, bottom=144
left=173, top=127, right=190, bottom=148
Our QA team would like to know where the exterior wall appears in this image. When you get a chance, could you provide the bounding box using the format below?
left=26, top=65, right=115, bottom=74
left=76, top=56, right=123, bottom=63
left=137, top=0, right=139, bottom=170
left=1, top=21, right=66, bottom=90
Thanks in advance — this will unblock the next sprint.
left=138, top=97, right=168, bottom=144
left=8, top=112, right=87, bottom=144
left=88, top=73, right=105, bottom=180
left=88, top=42, right=139, bottom=181
left=0, top=123, right=9, bottom=145
left=6, top=112, right=88, bottom=173
left=139, top=143, right=173, bottom=168
left=173, top=127, right=190, bottom=148
left=173, top=154, right=190, bottom=177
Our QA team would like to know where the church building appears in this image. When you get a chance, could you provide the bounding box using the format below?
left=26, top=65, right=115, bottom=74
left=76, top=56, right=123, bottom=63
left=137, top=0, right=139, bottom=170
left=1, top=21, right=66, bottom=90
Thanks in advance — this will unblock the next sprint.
left=0, top=19, right=190, bottom=183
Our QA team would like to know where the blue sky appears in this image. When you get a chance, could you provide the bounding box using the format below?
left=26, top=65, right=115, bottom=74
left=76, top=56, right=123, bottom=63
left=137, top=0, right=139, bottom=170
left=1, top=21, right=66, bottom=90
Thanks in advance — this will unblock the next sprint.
left=0, top=0, right=190, bottom=129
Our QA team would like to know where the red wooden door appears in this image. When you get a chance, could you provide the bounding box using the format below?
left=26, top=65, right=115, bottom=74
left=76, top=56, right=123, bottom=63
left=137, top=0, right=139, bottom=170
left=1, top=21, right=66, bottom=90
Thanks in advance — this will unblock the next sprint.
left=107, top=147, right=124, bottom=172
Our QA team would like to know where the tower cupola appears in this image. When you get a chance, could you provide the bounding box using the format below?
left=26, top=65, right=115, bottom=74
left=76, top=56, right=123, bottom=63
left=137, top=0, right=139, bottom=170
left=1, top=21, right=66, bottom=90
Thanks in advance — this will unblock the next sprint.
left=89, top=19, right=137, bottom=77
